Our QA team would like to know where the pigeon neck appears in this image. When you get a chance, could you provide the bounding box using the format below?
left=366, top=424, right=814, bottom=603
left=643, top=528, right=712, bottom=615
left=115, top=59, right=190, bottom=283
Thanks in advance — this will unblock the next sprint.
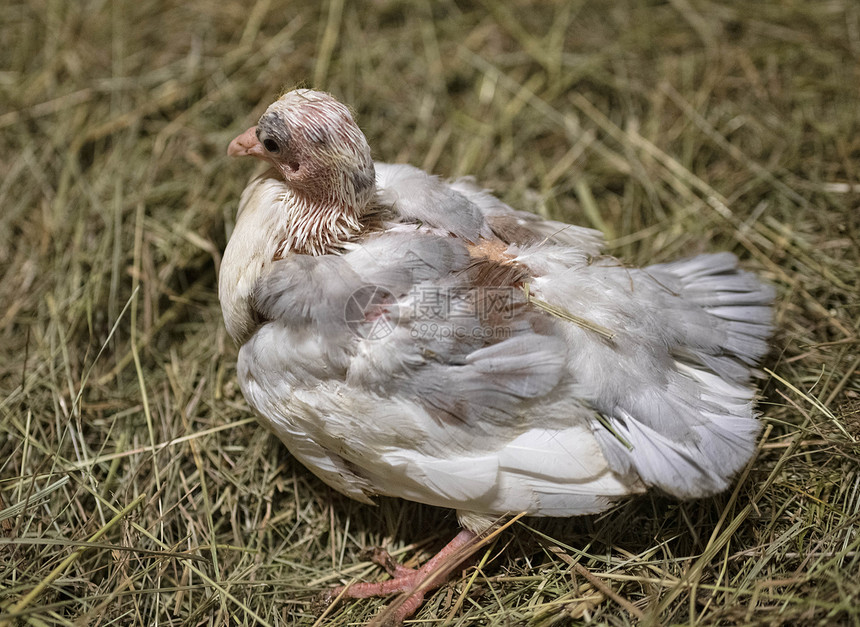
left=276, top=190, right=361, bottom=257
left=277, top=164, right=375, bottom=256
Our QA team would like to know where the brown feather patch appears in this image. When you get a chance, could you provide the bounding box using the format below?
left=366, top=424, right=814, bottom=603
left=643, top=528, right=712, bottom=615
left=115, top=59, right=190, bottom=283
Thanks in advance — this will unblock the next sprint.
left=486, top=214, right=543, bottom=245
left=466, top=238, right=529, bottom=288
left=460, top=238, right=532, bottom=342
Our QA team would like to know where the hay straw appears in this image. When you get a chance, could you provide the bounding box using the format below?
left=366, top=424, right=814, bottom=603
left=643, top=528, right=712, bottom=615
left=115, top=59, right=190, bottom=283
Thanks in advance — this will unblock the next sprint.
left=1, top=1, right=858, bottom=625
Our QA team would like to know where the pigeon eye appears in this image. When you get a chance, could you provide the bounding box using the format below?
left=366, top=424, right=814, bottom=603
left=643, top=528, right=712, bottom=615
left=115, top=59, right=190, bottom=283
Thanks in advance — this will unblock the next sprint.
left=263, top=138, right=279, bottom=153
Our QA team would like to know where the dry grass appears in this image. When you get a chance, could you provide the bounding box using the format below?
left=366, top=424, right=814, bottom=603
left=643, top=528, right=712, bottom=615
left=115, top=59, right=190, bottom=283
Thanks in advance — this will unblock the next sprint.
left=1, top=0, right=859, bottom=625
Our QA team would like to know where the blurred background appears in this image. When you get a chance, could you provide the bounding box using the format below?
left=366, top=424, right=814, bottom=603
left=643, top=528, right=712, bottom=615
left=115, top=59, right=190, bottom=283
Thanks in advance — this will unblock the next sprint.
left=1, top=1, right=858, bottom=625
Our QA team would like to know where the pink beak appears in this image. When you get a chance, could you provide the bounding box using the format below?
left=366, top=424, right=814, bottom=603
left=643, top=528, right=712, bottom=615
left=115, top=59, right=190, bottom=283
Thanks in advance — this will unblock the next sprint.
left=227, top=126, right=266, bottom=158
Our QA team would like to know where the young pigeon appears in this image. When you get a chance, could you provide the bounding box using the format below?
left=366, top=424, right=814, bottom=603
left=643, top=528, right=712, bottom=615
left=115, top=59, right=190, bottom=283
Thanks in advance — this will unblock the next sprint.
left=220, top=89, right=773, bottom=623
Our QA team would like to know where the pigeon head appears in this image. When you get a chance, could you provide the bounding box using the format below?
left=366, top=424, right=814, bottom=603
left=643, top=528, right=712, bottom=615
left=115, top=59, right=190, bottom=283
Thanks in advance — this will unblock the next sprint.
left=228, top=89, right=377, bottom=255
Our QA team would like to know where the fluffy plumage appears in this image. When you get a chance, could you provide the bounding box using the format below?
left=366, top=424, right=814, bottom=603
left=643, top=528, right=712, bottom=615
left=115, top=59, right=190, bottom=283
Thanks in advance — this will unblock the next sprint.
left=220, top=89, right=774, bottom=622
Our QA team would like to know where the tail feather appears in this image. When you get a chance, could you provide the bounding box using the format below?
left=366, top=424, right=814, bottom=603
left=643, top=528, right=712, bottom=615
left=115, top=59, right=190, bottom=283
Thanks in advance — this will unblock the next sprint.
left=596, top=252, right=774, bottom=498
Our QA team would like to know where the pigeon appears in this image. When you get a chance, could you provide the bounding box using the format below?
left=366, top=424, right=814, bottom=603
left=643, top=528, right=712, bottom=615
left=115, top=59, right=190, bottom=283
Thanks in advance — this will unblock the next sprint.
left=220, top=88, right=773, bottom=624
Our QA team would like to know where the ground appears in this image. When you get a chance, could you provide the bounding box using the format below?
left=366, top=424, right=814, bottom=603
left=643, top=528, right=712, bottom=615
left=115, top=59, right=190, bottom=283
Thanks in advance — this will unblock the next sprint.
left=1, top=1, right=858, bottom=625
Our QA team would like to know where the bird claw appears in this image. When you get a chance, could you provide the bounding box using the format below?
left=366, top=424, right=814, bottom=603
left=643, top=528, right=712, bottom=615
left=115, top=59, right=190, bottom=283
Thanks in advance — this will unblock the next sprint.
left=315, top=531, right=479, bottom=624
left=310, top=586, right=342, bottom=615
left=315, top=546, right=413, bottom=615
left=313, top=579, right=422, bottom=627
left=359, top=546, right=416, bottom=578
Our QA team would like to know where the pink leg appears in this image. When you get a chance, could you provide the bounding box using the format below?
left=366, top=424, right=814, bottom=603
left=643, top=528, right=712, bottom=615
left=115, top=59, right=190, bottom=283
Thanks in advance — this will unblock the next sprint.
left=323, top=529, right=479, bottom=625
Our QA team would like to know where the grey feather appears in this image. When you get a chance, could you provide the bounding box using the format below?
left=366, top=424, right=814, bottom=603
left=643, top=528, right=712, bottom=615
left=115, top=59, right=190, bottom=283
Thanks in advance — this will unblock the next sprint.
left=412, top=334, right=567, bottom=425
left=449, top=176, right=606, bottom=253
left=376, top=163, right=493, bottom=242
left=252, top=254, right=361, bottom=328
left=343, top=231, right=471, bottom=291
